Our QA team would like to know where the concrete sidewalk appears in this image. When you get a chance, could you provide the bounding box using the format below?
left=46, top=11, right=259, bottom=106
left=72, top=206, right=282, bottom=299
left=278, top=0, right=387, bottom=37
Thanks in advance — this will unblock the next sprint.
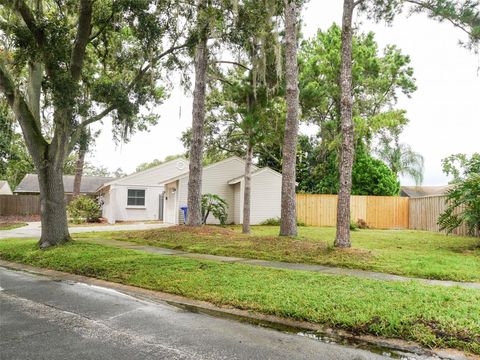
left=83, top=238, right=480, bottom=290
left=0, top=221, right=172, bottom=239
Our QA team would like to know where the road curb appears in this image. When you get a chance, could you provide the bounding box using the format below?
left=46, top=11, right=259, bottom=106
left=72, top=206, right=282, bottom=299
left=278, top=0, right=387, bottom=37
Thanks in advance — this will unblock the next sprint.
left=0, top=260, right=474, bottom=360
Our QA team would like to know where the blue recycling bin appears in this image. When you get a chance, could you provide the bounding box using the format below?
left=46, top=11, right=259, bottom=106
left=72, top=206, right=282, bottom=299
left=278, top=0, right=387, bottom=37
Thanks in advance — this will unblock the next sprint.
left=180, top=206, right=188, bottom=224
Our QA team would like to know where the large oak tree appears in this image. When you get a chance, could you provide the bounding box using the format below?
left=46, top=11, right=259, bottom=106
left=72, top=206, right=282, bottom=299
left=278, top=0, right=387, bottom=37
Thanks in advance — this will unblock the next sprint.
left=0, top=0, right=191, bottom=248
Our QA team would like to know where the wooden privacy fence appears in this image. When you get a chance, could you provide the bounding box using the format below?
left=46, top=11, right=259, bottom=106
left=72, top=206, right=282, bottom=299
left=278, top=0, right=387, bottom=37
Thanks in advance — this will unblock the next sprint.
left=296, top=194, right=409, bottom=229
left=0, top=195, right=41, bottom=216
left=409, top=195, right=470, bottom=236
left=0, top=195, right=73, bottom=216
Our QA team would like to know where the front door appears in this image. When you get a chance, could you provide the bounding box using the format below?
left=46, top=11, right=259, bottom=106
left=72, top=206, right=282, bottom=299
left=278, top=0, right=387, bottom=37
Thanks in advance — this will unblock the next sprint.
left=158, top=193, right=164, bottom=221
left=165, top=186, right=176, bottom=224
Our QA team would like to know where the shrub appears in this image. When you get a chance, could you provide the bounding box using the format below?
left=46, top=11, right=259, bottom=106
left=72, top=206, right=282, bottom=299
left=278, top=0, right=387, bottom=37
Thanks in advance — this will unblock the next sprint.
left=350, top=220, right=359, bottom=231
left=259, top=217, right=281, bottom=226
left=67, top=195, right=102, bottom=224
left=201, top=194, right=228, bottom=225
left=356, top=219, right=369, bottom=229
left=351, top=149, right=400, bottom=196
left=259, top=217, right=305, bottom=226
left=438, top=153, right=480, bottom=237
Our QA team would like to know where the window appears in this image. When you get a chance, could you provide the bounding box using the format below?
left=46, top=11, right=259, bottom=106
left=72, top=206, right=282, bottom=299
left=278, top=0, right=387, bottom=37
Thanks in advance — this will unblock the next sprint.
left=127, top=189, right=145, bottom=206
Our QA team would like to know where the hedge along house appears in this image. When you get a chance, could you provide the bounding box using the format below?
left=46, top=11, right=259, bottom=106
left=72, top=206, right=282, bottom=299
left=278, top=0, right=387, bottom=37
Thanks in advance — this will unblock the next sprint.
left=159, top=156, right=283, bottom=225
left=97, top=158, right=189, bottom=224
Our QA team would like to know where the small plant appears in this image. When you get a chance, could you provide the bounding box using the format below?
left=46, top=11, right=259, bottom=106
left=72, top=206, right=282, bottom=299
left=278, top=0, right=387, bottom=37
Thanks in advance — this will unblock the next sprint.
left=68, top=195, right=102, bottom=224
left=201, top=193, right=228, bottom=225
left=259, top=217, right=281, bottom=226
left=350, top=219, right=359, bottom=231
left=259, top=217, right=305, bottom=226
left=357, top=219, right=369, bottom=229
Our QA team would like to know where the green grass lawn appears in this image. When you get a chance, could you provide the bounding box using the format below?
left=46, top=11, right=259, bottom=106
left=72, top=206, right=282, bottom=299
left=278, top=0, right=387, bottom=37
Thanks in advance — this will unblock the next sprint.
left=0, top=222, right=27, bottom=230
left=0, top=239, right=478, bottom=355
left=74, top=225, right=480, bottom=282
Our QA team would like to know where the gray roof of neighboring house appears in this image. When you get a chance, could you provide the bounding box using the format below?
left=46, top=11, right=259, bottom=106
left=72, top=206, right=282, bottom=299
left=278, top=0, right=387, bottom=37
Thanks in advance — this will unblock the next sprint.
left=14, top=174, right=116, bottom=194
left=0, top=180, right=8, bottom=188
left=400, top=185, right=453, bottom=198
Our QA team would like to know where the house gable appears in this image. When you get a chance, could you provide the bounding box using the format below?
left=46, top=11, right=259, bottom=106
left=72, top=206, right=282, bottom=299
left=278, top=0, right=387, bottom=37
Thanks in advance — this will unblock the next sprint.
left=227, top=166, right=281, bottom=185
left=103, top=157, right=189, bottom=188
left=174, top=157, right=252, bottom=224
left=0, top=180, right=12, bottom=195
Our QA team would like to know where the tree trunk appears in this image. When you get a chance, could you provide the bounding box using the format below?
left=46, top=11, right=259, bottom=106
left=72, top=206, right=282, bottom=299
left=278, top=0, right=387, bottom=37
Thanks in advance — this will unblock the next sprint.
left=72, top=147, right=86, bottom=197
left=242, top=142, right=253, bottom=234
left=186, top=0, right=208, bottom=227
left=37, top=147, right=71, bottom=249
left=335, top=0, right=355, bottom=248
left=279, top=0, right=300, bottom=237
left=73, top=129, right=89, bottom=197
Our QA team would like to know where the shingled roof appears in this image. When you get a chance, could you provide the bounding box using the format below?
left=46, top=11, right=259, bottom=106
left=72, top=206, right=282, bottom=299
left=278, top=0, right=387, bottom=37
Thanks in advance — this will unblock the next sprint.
left=400, top=185, right=453, bottom=198
left=0, top=180, right=13, bottom=195
left=14, top=174, right=115, bottom=194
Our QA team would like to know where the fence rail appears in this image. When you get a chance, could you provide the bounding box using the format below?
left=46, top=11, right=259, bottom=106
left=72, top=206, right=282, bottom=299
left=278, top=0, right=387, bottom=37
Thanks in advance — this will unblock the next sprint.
left=0, top=195, right=41, bottom=216
left=296, top=194, right=409, bottom=229
left=0, top=194, right=73, bottom=216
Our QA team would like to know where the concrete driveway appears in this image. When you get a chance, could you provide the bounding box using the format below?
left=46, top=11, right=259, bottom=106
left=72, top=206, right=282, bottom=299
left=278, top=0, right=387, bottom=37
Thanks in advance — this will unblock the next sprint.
left=0, top=267, right=396, bottom=360
left=0, top=221, right=172, bottom=239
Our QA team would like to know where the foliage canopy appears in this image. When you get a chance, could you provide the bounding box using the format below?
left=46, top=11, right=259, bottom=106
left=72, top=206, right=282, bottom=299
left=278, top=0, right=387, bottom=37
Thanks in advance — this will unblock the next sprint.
left=438, top=153, right=480, bottom=236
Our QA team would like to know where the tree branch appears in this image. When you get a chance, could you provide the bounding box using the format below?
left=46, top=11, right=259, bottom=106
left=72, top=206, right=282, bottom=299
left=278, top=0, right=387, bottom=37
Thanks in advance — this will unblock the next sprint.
left=81, top=104, right=116, bottom=128
left=68, top=40, right=191, bottom=150
left=353, top=0, right=366, bottom=8
left=89, top=8, right=115, bottom=42
left=140, top=41, right=192, bottom=76
left=0, top=62, right=47, bottom=159
left=70, top=0, right=93, bottom=81
left=208, top=75, right=234, bottom=87
left=214, top=60, right=251, bottom=71
left=0, top=0, right=45, bottom=46
left=405, top=0, right=477, bottom=38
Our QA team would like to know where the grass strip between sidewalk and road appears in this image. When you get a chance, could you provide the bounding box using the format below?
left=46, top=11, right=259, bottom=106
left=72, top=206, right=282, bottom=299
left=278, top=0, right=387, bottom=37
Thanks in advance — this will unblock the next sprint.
left=74, top=225, right=480, bottom=282
left=0, top=239, right=479, bottom=355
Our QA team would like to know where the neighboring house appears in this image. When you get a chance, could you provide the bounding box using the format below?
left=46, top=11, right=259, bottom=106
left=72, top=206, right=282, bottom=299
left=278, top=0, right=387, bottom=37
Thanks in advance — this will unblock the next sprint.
left=97, top=158, right=190, bottom=224
left=160, top=156, right=282, bottom=225
left=400, top=185, right=453, bottom=198
left=98, top=156, right=283, bottom=225
left=14, top=174, right=115, bottom=195
left=0, top=180, right=13, bottom=195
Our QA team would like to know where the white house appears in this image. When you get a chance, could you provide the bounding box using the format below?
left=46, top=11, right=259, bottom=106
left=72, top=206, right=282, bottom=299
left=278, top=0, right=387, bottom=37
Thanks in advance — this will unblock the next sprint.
left=97, top=158, right=189, bottom=224
left=98, top=156, right=282, bottom=225
left=159, top=156, right=282, bottom=225
left=0, top=180, right=12, bottom=195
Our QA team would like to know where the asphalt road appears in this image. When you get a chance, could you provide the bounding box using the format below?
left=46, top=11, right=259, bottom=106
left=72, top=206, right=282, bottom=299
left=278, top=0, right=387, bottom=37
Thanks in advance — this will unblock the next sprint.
left=0, top=267, right=398, bottom=360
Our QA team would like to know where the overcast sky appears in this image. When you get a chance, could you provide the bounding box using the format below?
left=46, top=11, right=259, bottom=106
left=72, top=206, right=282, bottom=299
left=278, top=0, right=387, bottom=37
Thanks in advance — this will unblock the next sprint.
left=89, top=1, right=480, bottom=185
